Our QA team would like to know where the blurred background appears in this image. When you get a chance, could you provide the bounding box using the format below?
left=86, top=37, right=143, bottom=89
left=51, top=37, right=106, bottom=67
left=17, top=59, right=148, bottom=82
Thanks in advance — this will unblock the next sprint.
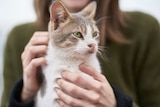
left=0, top=0, right=160, bottom=103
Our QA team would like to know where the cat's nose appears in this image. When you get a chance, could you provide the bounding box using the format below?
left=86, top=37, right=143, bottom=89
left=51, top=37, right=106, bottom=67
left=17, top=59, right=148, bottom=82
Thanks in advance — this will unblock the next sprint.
left=88, top=44, right=95, bottom=53
left=88, top=44, right=95, bottom=49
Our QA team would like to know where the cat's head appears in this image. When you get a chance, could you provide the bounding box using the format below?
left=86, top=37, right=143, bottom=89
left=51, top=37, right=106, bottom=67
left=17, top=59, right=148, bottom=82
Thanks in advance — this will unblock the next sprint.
left=48, top=1, right=99, bottom=58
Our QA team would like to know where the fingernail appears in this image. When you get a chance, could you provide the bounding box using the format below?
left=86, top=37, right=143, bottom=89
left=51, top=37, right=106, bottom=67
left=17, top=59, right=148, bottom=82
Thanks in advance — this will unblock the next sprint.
left=54, top=87, right=60, bottom=92
left=54, top=87, right=57, bottom=91
left=80, top=63, right=88, bottom=68
left=55, top=78, right=60, bottom=83
left=55, top=98, right=60, bottom=102
left=61, top=71, right=68, bottom=77
left=55, top=98, right=61, bottom=105
left=61, top=71, right=65, bottom=76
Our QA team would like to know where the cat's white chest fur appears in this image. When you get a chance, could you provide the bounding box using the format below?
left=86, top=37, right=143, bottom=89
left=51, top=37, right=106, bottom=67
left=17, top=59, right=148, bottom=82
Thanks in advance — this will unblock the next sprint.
left=35, top=43, right=101, bottom=107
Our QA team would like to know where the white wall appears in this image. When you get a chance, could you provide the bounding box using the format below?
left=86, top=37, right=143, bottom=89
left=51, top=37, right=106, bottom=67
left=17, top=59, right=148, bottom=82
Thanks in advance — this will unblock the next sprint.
left=0, top=0, right=36, bottom=103
left=120, top=0, right=160, bottom=22
left=0, top=0, right=160, bottom=103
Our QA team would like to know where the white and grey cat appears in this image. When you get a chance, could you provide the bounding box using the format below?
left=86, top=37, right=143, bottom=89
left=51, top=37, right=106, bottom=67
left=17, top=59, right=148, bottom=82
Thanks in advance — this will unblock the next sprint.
left=35, top=1, right=101, bottom=107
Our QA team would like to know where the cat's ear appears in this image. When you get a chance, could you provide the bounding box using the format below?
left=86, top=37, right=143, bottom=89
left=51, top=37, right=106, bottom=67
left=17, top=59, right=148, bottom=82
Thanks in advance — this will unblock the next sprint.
left=49, top=1, right=71, bottom=30
left=79, top=1, right=97, bottom=19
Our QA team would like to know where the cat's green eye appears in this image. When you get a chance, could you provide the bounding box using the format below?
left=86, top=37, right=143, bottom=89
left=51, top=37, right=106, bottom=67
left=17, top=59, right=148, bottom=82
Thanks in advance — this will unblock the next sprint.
left=72, top=32, right=83, bottom=38
left=93, top=32, right=98, bottom=38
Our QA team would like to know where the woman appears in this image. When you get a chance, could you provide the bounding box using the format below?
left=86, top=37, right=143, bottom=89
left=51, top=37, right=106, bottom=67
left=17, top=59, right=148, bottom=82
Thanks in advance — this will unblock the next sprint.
left=1, top=0, right=160, bottom=107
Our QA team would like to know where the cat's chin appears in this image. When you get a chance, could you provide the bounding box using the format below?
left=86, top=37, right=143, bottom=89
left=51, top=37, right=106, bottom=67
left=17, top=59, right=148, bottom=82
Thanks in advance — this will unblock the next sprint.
left=81, top=51, right=96, bottom=57
left=88, top=49, right=96, bottom=54
left=74, top=51, right=95, bottom=59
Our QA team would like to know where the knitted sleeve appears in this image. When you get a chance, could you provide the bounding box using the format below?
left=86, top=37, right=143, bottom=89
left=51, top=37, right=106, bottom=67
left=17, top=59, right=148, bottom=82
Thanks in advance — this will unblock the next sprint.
left=8, top=78, right=34, bottom=107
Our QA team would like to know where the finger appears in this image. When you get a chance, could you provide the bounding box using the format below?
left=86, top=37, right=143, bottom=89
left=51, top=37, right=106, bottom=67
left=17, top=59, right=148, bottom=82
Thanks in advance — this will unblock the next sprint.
left=56, top=78, right=100, bottom=103
left=32, top=32, right=49, bottom=40
left=55, top=87, right=90, bottom=107
left=23, top=57, right=46, bottom=90
left=56, top=99, right=70, bottom=107
left=23, top=32, right=49, bottom=54
left=29, top=32, right=49, bottom=45
left=22, top=32, right=48, bottom=60
left=79, top=63, right=107, bottom=82
left=22, top=45, right=47, bottom=67
left=61, top=71, right=102, bottom=91
left=24, top=57, right=46, bottom=76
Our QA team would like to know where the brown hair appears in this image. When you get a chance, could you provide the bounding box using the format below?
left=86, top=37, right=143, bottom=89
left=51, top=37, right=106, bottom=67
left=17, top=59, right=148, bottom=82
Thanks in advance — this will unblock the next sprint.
left=34, top=0, right=129, bottom=45
left=34, top=0, right=51, bottom=29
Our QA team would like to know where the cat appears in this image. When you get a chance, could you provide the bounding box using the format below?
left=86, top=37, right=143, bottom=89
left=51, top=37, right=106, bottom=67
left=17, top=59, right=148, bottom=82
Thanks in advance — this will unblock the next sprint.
left=35, top=1, right=101, bottom=107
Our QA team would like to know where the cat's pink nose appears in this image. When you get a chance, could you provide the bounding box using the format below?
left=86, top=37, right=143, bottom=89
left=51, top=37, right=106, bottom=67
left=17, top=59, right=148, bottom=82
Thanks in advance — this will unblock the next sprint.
left=88, top=44, right=95, bottom=53
left=88, top=44, right=95, bottom=48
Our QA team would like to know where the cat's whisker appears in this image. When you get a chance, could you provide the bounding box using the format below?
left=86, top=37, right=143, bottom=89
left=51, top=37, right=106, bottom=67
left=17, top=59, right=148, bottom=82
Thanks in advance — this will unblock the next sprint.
left=97, top=46, right=108, bottom=62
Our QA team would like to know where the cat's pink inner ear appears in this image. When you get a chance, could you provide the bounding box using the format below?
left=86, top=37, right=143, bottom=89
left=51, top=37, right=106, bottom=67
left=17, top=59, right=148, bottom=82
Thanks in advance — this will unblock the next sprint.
left=50, top=1, right=70, bottom=29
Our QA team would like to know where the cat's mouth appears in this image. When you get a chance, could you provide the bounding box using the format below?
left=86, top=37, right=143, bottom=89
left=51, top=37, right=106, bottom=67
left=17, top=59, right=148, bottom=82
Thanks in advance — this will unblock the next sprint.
left=75, top=50, right=96, bottom=58
left=83, top=49, right=97, bottom=56
left=87, top=49, right=95, bottom=54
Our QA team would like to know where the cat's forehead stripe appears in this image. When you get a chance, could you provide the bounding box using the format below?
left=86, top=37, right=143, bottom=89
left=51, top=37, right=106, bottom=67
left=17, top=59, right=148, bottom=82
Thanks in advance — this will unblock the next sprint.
left=86, top=25, right=93, bottom=38
left=79, top=25, right=86, bottom=35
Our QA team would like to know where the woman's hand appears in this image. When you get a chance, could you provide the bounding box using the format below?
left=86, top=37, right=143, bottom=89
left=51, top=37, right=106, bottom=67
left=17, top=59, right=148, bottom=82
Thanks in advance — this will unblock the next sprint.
left=21, top=31, right=49, bottom=102
left=56, top=63, right=116, bottom=107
